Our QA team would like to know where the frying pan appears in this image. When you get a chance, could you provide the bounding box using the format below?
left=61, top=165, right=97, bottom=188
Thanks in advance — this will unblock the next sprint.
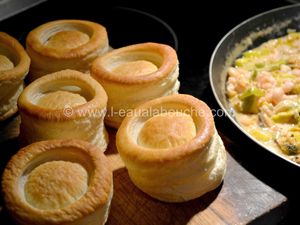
left=209, top=4, right=300, bottom=168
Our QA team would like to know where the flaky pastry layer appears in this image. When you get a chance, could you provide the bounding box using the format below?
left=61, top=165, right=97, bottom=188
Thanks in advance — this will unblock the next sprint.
left=116, top=94, right=227, bottom=202
left=2, top=139, right=113, bottom=225
left=18, top=69, right=109, bottom=150
left=91, top=42, right=180, bottom=128
left=26, top=20, right=109, bottom=80
left=0, top=32, right=30, bottom=121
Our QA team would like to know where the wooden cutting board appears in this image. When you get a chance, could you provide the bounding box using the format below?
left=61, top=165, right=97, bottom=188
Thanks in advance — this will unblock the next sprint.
left=0, top=116, right=288, bottom=225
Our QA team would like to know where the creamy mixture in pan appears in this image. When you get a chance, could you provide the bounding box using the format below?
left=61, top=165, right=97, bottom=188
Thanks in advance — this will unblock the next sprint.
left=227, top=31, right=300, bottom=164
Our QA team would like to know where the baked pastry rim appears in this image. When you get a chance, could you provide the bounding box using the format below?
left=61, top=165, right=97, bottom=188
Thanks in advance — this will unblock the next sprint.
left=91, top=42, right=178, bottom=85
left=18, top=69, right=107, bottom=121
left=0, top=106, right=18, bottom=121
left=2, top=139, right=112, bottom=224
left=26, top=20, right=108, bottom=59
left=116, top=94, right=215, bottom=163
left=0, top=32, right=30, bottom=81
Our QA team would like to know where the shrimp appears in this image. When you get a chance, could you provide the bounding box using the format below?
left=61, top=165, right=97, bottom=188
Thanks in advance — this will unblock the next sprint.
left=227, top=67, right=248, bottom=94
left=292, top=39, right=300, bottom=48
left=228, top=67, right=253, bottom=79
left=292, top=69, right=300, bottom=76
left=256, top=71, right=276, bottom=90
left=226, top=77, right=237, bottom=97
left=237, top=114, right=258, bottom=127
left=228, top=67, right=241, bottom=78
left=282, top=80, right=294, bottom=93
left=281, top=44, right=298, bottom=54
left=288, top=55, right=300, bottom=69
left=235, top=79, right=247, bottom=93
left=265, top=87, right=285, bottom=105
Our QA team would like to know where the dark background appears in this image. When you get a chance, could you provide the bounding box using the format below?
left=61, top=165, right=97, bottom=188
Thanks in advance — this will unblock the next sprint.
left=0, top=0, right=299, bottom=224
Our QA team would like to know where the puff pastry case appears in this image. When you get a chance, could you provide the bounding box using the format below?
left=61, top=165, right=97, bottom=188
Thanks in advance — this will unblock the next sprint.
left=0, top=7, right=227, bottom=225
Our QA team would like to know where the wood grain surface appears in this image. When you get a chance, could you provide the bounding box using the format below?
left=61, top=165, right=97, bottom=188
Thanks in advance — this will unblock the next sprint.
left=0, top=115, right=288, bottom=225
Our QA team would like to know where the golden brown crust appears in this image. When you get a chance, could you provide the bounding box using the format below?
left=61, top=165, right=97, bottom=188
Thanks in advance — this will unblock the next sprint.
left=18, top=69, right=109, bottom=150
left=2, top=139, right=113, bottom=225
left=0, top=32, right=30, bottom=81
left=36, top=90, right=87, bottom=110
left=117, top=94, right=215, bottom=163
left=45, top=30, right=90, bottom=50
left=26, top=20, right=108, bottom=59
left=24, top=160, right=89, bottom=210
left=91, top=42, right=177, bottom=85
left=0, top=55, right=14, bottom=71
left=18, top=69, right=107, bottom=121
left=91, top=42, right=180, bottom=128
left=116, top=94, right=227, bottom=202
left=111, top=60, right=158, bottom=77
left=137, top=111, right=197, bottom=149
left=0, top=32, right=30, bottom=121
left=0, top=104, right=18, bottom=121
left=26, top=20, right=109, bottom=80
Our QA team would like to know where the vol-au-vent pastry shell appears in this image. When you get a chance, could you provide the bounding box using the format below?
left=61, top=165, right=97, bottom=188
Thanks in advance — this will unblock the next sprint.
left=116, top=94, right=227, bottom=202
left=92, top=42, right=178, bottom=84
left=91, top=42, right=180, bottom=128
left=0, top=32, right=30, bottom=121
left=18, top=69, right=109, bottom=150
left=26, top=20, right=109, bottom=80
left=2, top=139, right=113, bottom=225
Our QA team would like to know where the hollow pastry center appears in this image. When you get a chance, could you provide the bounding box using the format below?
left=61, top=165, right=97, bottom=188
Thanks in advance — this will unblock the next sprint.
left=46, top=30, right=90, bottom=49
left=112, top=60, right=158, bottom=76
left=25, top=161, right=88, bottom=210
left=37, top=90, right=87, bottom=109
left=138, top=112, right=197, bottom=149
left=0, top=55, right=14, bottom=71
